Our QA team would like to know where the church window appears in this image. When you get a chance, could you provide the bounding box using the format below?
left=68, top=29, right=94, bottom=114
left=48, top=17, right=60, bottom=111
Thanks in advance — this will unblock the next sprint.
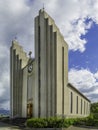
left=76, top=96, right=78, bottom=114
left=81, top=99, right=82, bottom=114
left=70, top=92, right=73, bottom=113
left=84, top=101, right=85, bottom=115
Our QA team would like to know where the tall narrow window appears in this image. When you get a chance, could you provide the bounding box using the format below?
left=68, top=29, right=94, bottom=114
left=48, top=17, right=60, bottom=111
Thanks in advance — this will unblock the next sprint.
left=62, top=47, right=64, bottom=115
left=70, top=92, right=73, bottom=113
left=76, top=96, right=78, bottom=114
left=81, top=99, right=82, bottom=114
left=84, top=101, right=85, bottom=115
left=88, top=103, right=90, bottom=114
left=86, top=103, right=88, bottom=115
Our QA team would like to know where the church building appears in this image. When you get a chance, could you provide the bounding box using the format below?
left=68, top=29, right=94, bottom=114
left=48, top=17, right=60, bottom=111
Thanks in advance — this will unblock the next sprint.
left=10, top=9, right=90, bottom=118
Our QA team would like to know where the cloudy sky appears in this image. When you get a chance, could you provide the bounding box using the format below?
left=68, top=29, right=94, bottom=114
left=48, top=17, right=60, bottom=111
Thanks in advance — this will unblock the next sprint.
left=0, top=0, right=98, bottom=110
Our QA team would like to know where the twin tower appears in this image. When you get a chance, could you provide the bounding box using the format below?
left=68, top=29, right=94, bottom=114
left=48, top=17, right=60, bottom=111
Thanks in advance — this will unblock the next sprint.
left=10, top=9, right=90, bottom=118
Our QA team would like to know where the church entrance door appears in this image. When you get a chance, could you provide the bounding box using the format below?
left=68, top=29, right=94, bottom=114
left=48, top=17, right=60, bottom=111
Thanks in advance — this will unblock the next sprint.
left=27, top=103, right=33, bottom=117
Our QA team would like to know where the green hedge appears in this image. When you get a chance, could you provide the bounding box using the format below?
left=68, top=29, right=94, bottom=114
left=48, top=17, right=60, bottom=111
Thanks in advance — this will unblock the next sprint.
left=74, top=114, right=98, bottom=127
left=45, top=117, right=64, bottom=128
left=26, top=118, right=47, bottom=128
left=26, top=117, right=78, bottom=128
left=26, top=115, right=98, bottom=128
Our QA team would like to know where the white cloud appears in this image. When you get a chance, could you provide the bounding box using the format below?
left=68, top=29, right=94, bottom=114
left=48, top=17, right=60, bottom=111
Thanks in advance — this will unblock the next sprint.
left=0, top=71, right=9, bottom=109
left=69, top=68, right=98, bottom=102
left=50, top=0, right=94, bottom=52
left=0, top=45, right=9, bottom=59
left=94, top=71, right=98, bottom=79
left=43, top=0, right=98, bottom=52
left=0, top=101, right=10, bottom=110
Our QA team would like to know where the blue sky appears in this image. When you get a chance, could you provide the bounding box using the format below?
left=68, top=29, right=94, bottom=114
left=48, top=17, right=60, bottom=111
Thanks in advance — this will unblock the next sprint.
left=0, top=0, right=98, bottom=110
left=69, top=22, right=98, bottom=73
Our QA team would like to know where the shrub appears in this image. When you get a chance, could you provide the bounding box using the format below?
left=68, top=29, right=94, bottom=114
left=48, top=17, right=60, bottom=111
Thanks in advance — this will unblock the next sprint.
left=64, top=118, right=78, bottom=127
left=46, top=117, right=64, bottom=128
left=26, top=117, right=78, bottom=128
left=93, top=113, right=98, bottom=119
left=26, top=118, right=47, bottom=128
left=73, top=114, right=98, bottom=127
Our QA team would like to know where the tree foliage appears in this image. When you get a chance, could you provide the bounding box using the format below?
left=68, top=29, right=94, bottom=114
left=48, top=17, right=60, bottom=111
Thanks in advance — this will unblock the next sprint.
left=91, top=102, right=98, bottom=113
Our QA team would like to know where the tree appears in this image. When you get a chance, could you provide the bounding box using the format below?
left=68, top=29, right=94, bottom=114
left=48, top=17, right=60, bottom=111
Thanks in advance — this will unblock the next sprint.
left=91, top=102, right=98, bottom=113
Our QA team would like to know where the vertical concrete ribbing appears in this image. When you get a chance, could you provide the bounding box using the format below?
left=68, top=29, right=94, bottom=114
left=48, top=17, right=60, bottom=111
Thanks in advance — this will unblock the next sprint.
left=50, top=25, right=53, bottom=116
left=54, top=32, right=57, bottom=117
left=22, top=66, right=27, bottom=117
left=18, top=57, right=23, bottom=116
left=64, top=44, right=68, bottom=116
left=62, top=47, right=64, bottom=116
left=52, top=31, right=55, bottom=116
left=13, top=50, right=17, bottom=115
left=35, top=16, right=39, bottom=117
left=10, top=41, right=28, bottom=118
left=40, top=14, right=46, bottom=117
left=47, top=22, right=51, bottom=117
left=16, top=55, right=18, bottom=115
left=10, top=47, right=13, bottom=117
left=52, top=31, right=57, bottom=117
left=19, top=59, right=22, bottom=116
left=35, top=10, right=69, bottom=118
left=45, top=18, right=48, bottom=117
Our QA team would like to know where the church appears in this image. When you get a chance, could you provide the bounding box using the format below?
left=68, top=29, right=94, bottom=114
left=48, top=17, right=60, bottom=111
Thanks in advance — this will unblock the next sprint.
left=10, top=9, right=90, bottom=118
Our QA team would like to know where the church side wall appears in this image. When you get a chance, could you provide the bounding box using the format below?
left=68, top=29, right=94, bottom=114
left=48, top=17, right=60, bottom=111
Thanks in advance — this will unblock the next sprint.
left=67, top=84, right=90, bottom=118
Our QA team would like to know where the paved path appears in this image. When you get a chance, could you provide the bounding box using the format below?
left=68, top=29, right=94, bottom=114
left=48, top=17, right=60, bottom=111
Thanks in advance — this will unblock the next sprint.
left=0, top=122, right=21, bottom=130
left=0, top=122, right=98, bottom=130
left=65, top=126, right=98, bottom=130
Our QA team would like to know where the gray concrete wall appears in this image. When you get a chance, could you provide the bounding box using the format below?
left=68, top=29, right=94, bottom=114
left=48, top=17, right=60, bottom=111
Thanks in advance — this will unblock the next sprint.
left=22, top=67, right=28, bottom=117
left=35, top=9, right=64, bottom=118
left=56, top=30, right=68, bottom=117
left=35, top=10, right=58, bottom=118
left=27, top=60, right=35, bottom=117
left=10, top=40, right=28, bottom=118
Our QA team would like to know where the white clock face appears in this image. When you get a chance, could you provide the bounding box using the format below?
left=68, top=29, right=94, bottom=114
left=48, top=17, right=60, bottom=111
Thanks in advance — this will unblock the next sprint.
left=28, top=64, right=33, bottom=73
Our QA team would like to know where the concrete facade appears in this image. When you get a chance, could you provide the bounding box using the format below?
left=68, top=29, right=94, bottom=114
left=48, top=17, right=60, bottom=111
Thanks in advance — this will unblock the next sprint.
left=10, top=40, right=29, bottom=117
left=10, top=9, right=90, bottom=118
left=34, top=9, right=68, bottom=118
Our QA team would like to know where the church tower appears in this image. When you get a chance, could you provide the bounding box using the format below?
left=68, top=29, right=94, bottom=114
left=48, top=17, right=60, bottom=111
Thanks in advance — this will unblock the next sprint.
left=34, top=9, right=68, bottom=117
left=10, top=40, right=28, bottom=117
